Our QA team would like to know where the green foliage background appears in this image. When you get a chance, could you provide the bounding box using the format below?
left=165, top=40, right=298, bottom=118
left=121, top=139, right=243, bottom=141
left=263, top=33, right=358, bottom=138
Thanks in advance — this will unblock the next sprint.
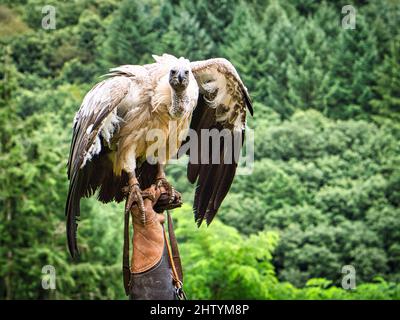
left=0, top=0, right=399, bottom=299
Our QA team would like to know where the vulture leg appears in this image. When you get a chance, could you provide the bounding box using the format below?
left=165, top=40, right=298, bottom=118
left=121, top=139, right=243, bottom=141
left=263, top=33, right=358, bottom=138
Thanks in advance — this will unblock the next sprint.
left=155, top=163, right=176, bottom=203
left=123, top=171, right=146, bottom=224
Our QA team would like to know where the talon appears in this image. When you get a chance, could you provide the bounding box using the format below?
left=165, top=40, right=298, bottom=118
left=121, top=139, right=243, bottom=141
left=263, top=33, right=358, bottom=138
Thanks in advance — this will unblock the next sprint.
left=170, top=187, right=176, bottom=204
left=122, top=185, right=130, bottom=195
left=155, top=178, right=177, bottom=204
left=124, top=183, right=146, bottom=225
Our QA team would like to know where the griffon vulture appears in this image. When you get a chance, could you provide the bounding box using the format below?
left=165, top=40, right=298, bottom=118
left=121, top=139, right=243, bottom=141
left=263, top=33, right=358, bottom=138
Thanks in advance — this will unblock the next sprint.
left=66, top=54, right=253, bottom=258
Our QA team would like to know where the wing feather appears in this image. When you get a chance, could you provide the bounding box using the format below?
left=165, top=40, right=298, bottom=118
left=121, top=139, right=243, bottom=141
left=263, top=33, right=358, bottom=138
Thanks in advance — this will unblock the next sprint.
left=66, top=75, right=133, bottom=259
left=187, top=58, right=253, bottom=225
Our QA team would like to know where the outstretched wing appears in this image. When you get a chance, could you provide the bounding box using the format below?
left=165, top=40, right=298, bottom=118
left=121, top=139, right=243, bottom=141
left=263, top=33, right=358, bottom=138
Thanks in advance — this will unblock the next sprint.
left=186, top=58, right=253, bottom=226
left=66, top=72, right=136, bottom=259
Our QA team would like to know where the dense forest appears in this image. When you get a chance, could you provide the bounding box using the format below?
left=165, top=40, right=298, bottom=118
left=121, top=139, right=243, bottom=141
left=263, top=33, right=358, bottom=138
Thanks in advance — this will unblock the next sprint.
left=0, top=0, right=399, bottom=299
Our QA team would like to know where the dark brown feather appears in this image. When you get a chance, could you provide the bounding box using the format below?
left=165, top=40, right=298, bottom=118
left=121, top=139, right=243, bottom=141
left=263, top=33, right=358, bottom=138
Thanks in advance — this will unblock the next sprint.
left=184, top=58, right=253, bottom=226
left=65, top=76, right=130, bottom=259
left=185, top=97, right=246, bottom=226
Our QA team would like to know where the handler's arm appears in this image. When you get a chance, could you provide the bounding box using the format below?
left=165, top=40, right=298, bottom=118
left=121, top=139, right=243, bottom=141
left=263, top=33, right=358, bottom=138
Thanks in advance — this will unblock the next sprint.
left=129, top=186, right=178, bottom=300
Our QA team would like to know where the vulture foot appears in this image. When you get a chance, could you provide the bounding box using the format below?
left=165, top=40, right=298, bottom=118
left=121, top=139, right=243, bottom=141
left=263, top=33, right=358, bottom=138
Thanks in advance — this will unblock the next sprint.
left=123, top=183, right=146, bottom=224
left=155, top=178, right=176, bottom=204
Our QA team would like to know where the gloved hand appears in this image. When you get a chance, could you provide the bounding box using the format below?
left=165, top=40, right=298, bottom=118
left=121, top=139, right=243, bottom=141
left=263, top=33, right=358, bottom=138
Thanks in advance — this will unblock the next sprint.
left=130, top=185, right=164, bottom=273
left=126, top=185, right=183, bottom=299
left=130, top=185, right=182, bottom=273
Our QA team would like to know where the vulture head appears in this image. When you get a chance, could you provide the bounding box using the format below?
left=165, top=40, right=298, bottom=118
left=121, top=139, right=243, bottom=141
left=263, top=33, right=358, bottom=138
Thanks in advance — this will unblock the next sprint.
left=167, top=57, right=193, bottom=119
left=168, top=57, right=191, bottom=93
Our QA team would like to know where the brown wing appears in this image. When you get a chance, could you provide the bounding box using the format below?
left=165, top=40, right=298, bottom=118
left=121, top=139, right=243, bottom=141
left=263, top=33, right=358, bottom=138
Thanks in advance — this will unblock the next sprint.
left=66, top=75, right=131, bottom=259
left=186, top=58, right=253, bottom=226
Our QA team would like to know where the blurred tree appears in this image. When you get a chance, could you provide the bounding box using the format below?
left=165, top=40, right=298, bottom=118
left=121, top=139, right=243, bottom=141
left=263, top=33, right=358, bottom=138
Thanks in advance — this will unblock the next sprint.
left=363, top=0, right=400, bottom=58
left=222, top=3, right=269, bottom=106
left=22, top=0, right=85, bottom=30
left=181, top=0, right=239, bottom=53
left=327, top=15, right=379, bottom=119
left=158, top=10, right=213, bottom=61
left=370, top=36, right=400, bottom=121
left=285, top=20, right=335, bottom=115
left=175, top=204, right=279, bottom=299
left=0, top=49, right=69, bottom=298
left=75, top=10, right=105, bottom=64
left=101, top=0, right=158, bottom=66
left=221, top=109, right=400, bottom=285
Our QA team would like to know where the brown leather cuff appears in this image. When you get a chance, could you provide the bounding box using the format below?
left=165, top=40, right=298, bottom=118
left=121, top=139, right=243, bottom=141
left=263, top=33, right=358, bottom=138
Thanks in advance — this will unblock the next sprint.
left=130, top=185, right=183, bottom=274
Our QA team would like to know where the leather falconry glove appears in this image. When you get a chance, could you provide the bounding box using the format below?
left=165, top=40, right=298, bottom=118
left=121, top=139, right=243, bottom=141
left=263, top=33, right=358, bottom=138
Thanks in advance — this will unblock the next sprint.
left=130, top=185, right=182, bottom=273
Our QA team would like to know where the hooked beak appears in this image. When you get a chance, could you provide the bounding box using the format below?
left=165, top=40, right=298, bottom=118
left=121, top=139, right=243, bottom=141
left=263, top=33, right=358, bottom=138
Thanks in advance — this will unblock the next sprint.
left=177, top=70, right=185, bottom=83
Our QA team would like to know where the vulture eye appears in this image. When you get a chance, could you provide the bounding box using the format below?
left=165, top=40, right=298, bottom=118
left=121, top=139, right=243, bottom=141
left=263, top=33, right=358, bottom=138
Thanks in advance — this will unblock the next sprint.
left=170, top=69, right=177, bottom=76
left=184, top=70, right=189, bottom=75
